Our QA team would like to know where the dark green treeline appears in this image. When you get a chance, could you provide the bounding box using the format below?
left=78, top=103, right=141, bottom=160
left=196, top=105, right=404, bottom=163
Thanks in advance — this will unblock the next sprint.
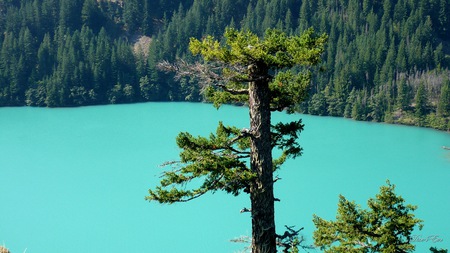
left=0, top=0, right=449, bottom=130
left=0, top=0, right=194, bottom=106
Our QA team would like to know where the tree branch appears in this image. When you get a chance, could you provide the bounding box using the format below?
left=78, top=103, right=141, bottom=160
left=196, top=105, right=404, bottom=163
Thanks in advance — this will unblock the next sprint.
left=158, top=60, right=270, bottom=95
left=177, top=173, right=225, bottom=202
left=215, top=83, right=248, bottom=95
left=176, top=188, right=209, bottom=202
left=277, top=225, right=303, bottom=240
left=277, top=226, right=315, bottom=253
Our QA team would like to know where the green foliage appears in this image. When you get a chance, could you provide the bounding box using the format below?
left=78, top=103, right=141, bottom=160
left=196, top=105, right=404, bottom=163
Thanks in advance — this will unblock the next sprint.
left=415, top=82, right=428, bottom=121
left=148, top=27, right=325, bottom=253
left=146, top=117, right=304, bottom=203
left=147, top=122, right=254, bottom=203
left=191, top=28, right=327, bottom=68
left=0, top=0, right=199, bottom=107
left=188, top=27, right=326, bottom=111
left=438, top=79, right=450, bottom=117
left=203, top=85, right=248, bottom=108
left=81, top=0, right=104, bottom=32
left=313, top=181, right=423, bottom=253
left=123, top=0, right=141, bottom=32
left=270, top=71, right=311, bottom=113
left=147, top=115, right=308, bottom=204
left=148, top=27, right=324, bottom=203
left=396, top=77, right=410, bottom=110
left=308, top=92, right=327, bottom=116
left=271, top=120, right=304, bottom=159
left=0, top=0, right=449, bottom=132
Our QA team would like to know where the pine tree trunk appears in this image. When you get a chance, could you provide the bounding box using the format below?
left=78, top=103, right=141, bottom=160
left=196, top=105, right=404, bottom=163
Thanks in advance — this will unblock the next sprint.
left=248, top=64, right=276, bottom=253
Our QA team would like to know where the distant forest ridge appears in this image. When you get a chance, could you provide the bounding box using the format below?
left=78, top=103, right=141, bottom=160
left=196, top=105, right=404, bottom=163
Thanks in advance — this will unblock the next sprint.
left=0, top=0, right=449, bottom=130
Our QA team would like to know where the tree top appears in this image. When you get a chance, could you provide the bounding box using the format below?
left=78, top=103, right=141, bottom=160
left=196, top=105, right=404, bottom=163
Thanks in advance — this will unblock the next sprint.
left=189, top=27, right=327, bottom=69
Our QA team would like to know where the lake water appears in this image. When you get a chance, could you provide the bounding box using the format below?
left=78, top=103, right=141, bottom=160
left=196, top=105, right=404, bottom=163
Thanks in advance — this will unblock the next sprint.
left=0, top=102, right=449, bottom=253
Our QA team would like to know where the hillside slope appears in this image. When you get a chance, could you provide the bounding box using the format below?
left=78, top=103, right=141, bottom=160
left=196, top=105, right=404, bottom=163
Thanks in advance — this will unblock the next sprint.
left=0, top=0, right=449, bottom=130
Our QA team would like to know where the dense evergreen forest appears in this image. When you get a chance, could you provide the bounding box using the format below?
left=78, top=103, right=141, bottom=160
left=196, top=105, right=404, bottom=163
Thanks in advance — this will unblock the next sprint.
left=0, top=0, right=449, bottom=130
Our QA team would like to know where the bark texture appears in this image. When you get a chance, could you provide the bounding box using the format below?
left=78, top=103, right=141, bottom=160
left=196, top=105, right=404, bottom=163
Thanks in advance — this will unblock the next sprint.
left=248, top=63, right=276, bottom=253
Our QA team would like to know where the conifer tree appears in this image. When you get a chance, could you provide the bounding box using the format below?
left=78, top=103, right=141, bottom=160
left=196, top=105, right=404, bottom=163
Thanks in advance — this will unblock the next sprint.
left=396, top=77, right=409, bottom=110
left=81, top=0, right=103, bottom=32
left=438, top=79, right=450, bottom=117
left=123, top=0, right=141, bottom=32
left=146, top=28, right=327, bottom=253
left=141, top=0, right=153, bottom=35
left=313, top=181, right=423, bottom=253
left=415, top=82, right=428, bottom=121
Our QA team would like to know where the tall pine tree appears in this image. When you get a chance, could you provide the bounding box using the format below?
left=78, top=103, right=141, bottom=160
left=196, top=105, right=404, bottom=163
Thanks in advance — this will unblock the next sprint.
left=147, top=28, right=327, bottom=253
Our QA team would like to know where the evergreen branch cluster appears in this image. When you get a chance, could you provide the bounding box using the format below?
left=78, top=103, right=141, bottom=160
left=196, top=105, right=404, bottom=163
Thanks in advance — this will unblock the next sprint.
left=313, top=181, right=424, bottom=253
left=147, top=116, right=307, bottom=203
left=146, top=122, right=253, bottom=203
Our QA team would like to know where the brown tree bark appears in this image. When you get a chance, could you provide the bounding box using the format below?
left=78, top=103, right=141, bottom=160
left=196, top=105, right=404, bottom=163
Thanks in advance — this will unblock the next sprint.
left=248, top=63, right=276, bottom=253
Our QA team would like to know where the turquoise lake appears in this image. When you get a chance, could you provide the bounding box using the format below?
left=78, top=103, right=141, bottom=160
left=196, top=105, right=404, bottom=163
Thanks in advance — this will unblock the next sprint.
left=0, top=102, right=449, bottom=252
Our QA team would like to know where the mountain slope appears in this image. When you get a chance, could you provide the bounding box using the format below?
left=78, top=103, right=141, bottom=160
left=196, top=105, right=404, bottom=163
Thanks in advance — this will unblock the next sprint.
left=0, top=0, right=449, bottom=130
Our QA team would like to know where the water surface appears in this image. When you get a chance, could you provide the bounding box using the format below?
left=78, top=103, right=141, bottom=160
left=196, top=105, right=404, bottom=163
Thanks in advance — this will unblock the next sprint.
left=0, top=103, right=449, bottom=252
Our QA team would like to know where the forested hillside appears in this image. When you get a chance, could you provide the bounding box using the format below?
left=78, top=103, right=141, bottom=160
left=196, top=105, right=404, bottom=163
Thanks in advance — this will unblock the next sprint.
left=0, top=0, right=449, bottom=130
